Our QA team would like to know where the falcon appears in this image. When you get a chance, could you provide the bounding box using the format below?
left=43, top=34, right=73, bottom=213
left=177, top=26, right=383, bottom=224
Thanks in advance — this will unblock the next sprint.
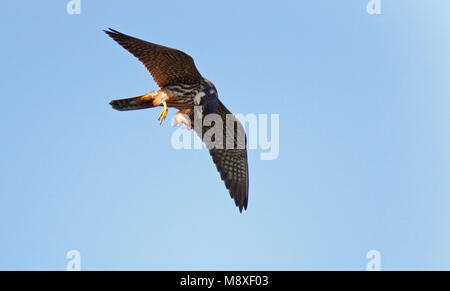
left=105, top=28, right=249, bottom=212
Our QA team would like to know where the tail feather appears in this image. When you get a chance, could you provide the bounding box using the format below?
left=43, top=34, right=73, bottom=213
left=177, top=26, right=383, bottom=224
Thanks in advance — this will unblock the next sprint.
left=109, top=95, right=155, bottom=111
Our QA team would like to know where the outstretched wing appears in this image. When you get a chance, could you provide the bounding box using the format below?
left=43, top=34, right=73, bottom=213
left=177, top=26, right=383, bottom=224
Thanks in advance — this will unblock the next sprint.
left=104, top=28, right=203, bottom=87
left=210, top=147, right=249, bottom=212
left=192, top=101, right=249, bottom=212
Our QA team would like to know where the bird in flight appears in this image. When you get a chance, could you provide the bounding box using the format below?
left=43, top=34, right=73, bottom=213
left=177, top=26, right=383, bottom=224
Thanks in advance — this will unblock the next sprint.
left=105, top=28, right=249, bottom=212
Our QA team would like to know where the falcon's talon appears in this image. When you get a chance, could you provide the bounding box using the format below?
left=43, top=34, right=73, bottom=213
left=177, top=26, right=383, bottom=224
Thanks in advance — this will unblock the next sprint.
left=157, top=101, right=168, bottom=125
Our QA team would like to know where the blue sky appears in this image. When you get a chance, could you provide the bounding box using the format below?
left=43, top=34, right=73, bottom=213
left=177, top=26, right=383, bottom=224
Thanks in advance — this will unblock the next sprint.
left=0, top=1, right=449, bottom=270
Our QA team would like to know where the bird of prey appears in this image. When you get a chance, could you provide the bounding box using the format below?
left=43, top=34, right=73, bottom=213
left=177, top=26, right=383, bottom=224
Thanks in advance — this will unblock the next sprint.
left=105, top=28, right=249, bottom=212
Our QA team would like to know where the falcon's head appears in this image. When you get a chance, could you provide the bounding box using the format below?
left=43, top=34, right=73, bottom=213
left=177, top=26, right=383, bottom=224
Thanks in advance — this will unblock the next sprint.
left=195, top=78, right=219, bottom=116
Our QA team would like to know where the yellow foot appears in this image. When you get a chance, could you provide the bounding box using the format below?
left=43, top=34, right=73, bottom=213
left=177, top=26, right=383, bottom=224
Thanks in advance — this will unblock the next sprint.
left=157, top=101, right=168, bottom=125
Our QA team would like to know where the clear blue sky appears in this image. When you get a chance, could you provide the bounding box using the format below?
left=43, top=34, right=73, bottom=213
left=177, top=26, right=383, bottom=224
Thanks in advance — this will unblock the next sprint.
left=0, top=1, right=449, bottom=270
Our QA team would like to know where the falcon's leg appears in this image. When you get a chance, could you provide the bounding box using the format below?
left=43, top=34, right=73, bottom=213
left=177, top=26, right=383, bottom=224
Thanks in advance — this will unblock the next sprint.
left=157, top=101, right=168, bottom=125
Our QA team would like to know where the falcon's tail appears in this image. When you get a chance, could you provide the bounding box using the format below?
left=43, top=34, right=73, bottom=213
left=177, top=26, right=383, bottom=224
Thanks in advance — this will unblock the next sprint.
left=109, top=94, right=156, bottom=111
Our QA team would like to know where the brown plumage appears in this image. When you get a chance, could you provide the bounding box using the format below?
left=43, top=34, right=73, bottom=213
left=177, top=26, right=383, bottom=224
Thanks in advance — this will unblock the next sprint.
left=105, top=28, right=249, bottom=212
left=105, top=28, right=202, bottom=87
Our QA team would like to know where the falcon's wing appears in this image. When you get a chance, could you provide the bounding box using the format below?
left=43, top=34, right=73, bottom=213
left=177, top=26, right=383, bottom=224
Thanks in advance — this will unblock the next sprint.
left=192, top=101, right=249, bottom=212
left=104, top=28, right=203, bottom=87
left=210, top=147, right=249, bottom=212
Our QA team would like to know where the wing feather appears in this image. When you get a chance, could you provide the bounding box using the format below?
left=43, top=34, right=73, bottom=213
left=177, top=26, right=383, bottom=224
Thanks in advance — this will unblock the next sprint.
left=192, top=101, right=249, bottom=212
left=104, top=28, right=203, bottom=87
